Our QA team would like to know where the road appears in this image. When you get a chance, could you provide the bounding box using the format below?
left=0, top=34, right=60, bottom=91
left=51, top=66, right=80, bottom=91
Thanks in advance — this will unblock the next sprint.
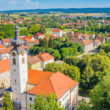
left=77, top=49, right=99, bottom=58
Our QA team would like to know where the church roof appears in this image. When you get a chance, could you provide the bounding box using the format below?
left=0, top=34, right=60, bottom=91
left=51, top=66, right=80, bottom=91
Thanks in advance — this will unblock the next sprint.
left=27, top=70, right=78, bottom=99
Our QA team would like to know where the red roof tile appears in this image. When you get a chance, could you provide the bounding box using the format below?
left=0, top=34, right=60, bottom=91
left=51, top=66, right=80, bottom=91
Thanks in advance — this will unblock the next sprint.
left=27, top=72, right=78, bottom=99
left=0, top=59, right=10, bottom=74
left=37, top=52, right=54, bottom=62
left=52, top=28, right=61, bottom=32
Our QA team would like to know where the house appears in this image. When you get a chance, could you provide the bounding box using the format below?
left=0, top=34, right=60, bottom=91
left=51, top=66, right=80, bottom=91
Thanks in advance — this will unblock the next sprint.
left=0, top=47, right=13, bottom=60
left=7, top=25, right=79, bottom=110
left=82, top=34, right=89, bottom=40
left=52, top=28, right=62, bottom=37
left=0, top=44, right=5, bottom=50
left=27, top=56, right=42, bottom=71
left=74, top=33, right=82, bottom=39
left=69, top=39, right=94, bottom=53
left=37, top=52, right=54, bottom=69
left=93, top=39, right=101, bottom=48
left=0, top=59, right=10, bottom=88
left=1, top=38, right=11, bottom=46
left=34, top=33, right=45, bottom=40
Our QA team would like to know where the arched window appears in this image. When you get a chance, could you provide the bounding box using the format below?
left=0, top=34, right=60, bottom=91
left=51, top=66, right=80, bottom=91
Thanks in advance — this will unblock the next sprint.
left=13, top=58, right=16, bottom=65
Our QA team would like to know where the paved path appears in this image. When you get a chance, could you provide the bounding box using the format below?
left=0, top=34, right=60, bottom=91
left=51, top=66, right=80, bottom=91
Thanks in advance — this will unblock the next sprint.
left=78, top=96, right=90, bottom=103
left=77, top=49, right=99, bottom=58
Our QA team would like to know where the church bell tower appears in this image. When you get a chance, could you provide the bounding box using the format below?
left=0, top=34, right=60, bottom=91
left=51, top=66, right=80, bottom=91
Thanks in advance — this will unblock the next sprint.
left=9, top=25, right=28, bottom=104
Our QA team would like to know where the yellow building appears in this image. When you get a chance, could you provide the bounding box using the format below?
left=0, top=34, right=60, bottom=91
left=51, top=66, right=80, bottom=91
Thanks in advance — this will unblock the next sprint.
left=27, top=56, right=42, bottom=71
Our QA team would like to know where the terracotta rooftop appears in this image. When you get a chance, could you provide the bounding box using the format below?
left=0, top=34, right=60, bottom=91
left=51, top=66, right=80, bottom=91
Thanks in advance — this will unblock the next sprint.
left=94, top=39, right=101, bottom=44
left=28, top=56, right=41, bottom=65
left=2, top=38, right=11, bottom=43
left=0, top=46, right=13, bottom=54
left=0, top=44, right=5, bottom=49
left=69, top=39, right=93, bottom=46
left=52, top=28, right=61, bottom=32
left=0, top=59, right=10, bottom=74
left=37, top=52, right=54, bottom=62
left=27, top=71, right=78, bottom=99
left=27, top=69, right=52, bottom=85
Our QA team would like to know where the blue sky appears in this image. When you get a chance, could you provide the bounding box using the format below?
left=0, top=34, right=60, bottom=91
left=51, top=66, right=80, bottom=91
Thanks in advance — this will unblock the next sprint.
left=0, top=0, right=110, bottom=11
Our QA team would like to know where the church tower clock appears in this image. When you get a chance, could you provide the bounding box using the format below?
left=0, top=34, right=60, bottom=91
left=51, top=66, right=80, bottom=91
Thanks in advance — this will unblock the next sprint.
left=9, top=25, right=28, bottom=104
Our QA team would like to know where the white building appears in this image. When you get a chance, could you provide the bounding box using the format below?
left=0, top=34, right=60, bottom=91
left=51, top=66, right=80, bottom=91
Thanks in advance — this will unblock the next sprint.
left=0, top=47, right=13, bottom=60
left=52, top=28, right=62, bottom=37
left=8, top=25, right=78, bottom=110
left=37, top=52, right=54, bottom=69
left=0, top=59, right=10, bottom=88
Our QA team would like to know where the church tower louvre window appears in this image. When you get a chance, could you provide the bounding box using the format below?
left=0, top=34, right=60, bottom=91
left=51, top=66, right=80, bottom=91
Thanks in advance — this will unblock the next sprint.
left=13, top=58, right=16, bottom=65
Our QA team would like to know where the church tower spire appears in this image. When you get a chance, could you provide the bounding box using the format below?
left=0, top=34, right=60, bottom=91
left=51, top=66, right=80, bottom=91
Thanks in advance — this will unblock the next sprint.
left=9, top=25, right=28, bottom=104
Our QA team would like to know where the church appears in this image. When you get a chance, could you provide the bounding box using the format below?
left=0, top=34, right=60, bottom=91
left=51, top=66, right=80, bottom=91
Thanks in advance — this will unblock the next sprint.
left=8, top=25, right=78, bottom=110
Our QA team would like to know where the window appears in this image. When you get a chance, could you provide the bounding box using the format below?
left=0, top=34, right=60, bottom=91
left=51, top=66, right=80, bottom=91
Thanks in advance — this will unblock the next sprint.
left=13, top=58, right=16, bottom=65
left=22, top=58, right=25, bottom=64
left=30, top=97, right=32, bottom=101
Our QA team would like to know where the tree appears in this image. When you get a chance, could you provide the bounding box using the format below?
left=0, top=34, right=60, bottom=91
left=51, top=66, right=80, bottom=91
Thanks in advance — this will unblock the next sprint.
left=90, top=73, right=110, bottom=110
left=99, top=49, right=106, bottom=56
left=2, top=92, right=13, bottom=110
left=65, top=56, right=80, bottom=66
left=48, top=36, right=53, bottom=48
left=0, top=31, right=4, bottom=40
left=39, top=25, right=46, bottom=34
left=45, top=63, right=80, bottom=81
left=29, top=94, right=64, bottom=110
left=20, top=29, right=29, bottom=36
left=77, top=100, right=92, bottom=110
left=43, top=37, right=48, bottom=49
left=28, top=24, right=40, bottom=34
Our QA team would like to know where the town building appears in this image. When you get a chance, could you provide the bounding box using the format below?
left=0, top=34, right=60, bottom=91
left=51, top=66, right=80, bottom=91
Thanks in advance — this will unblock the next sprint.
left=34, top=33, right=45, bottom=40
left=0, top=59, right=10, bottom=88
left=69, top=39, right=94, bottom=53
left=7, top=25, right=78, bottom=110
left=37, top=52, right=54, bottom=69
left=1, top=38, right=11, bottom=46
left=27, top=56, right=42, bottom=70
left=52, top=28, right=62, bottom=37
left=0, top=47, right=13, bottom=60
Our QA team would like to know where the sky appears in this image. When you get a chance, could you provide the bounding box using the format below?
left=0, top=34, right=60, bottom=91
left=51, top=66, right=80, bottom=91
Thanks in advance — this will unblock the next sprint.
left=0, top=0, right=110, bottom=11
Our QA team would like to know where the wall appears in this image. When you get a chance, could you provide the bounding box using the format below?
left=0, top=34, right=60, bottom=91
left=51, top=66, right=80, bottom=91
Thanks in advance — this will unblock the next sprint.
left=0, top=71, right=10, bottom=88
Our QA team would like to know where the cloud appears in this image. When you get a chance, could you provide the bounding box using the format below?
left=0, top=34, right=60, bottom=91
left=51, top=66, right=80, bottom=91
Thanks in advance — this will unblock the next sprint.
left=0, top=0, right=39, bottom=10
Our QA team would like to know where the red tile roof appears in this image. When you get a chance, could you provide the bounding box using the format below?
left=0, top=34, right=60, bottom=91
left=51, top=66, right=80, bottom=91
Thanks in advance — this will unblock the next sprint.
left=52, top=28, right=61, bottom=32
left=0, top=44, right=5, bottom=49
left=2, top=39, right=11, bottom=43
left=27, top=72, right=78, bottom=99
left=83, top=34, right=89, bottom=38
left=0, top=46, right=13, bottom=54
left=27, top=69, right=52, bottom=85
left=28, top=56, right=40, bottom=65
left=37, top=52, right=54, bottom=62
left=0, top=59, right=10, bottom=74
left=69, top=39, right=93, bottom=46
left=94, top=39, right=101, bottom=44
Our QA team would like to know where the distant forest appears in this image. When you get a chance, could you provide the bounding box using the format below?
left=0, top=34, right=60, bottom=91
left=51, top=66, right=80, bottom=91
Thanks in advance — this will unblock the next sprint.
left=1, top=8, right=110, bottom=14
